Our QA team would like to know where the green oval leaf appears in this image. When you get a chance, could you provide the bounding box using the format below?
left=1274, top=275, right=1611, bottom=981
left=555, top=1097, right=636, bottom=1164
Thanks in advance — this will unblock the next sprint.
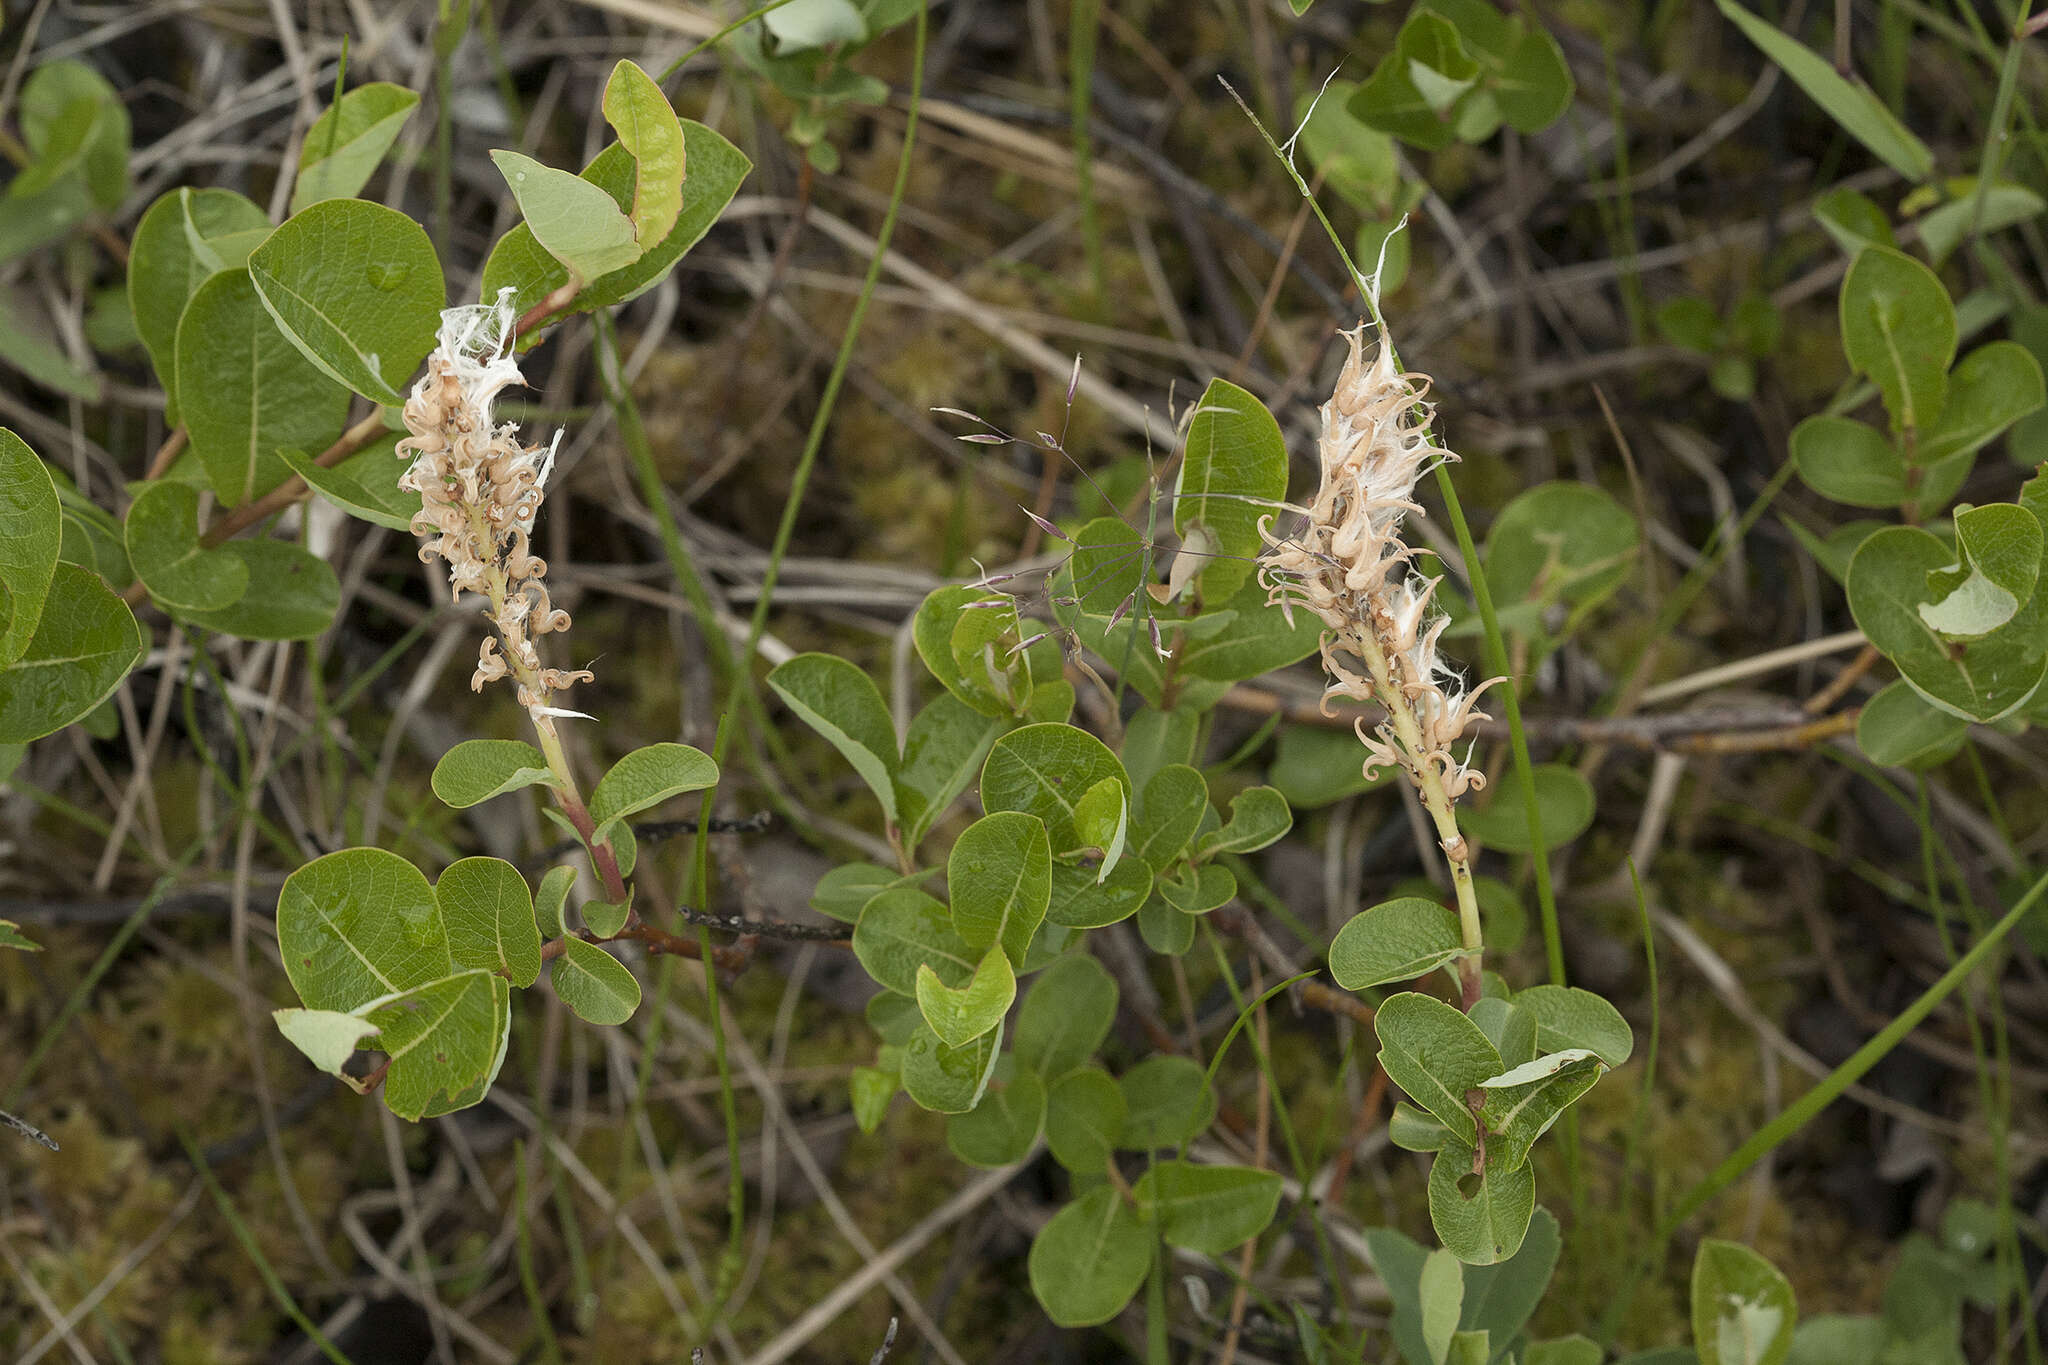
left=1175, top=378, right=1288, bottom=600
left=588, top=742, right=720, bottom=841
left=1476, top=1050, right=1605, bottom=1170
left=1840, top=246, right=1956, bottom=436
left=915, top=945, right=1016, bottom=1049
left=0, top=428, right=61, bottom=667
left=948, top=810, right=1052, bottom=964
left=1481, top=481, right=1640, bottom=650
left=1199, top=784, right=1292, bottom=857
left=361, top=968, right=511, bottom=1120
left=1374, top=991, right=1504, bottom=1144
left=124, top=480, right=250, bottom=611
left=1131, top=764, right=1209, bottom=873
left=1691, top=1239, right=1797, bottom=1365
left=1429, top=1140, right=1536, bottom=1265
left=1856, top=679, right=1968, bottom=768
left=177, top=540, right=339, bottom=641
left=480, top=123, right=751, bottom=331
left=1045, top=857, right=1152, bottom=929
left=1014, top=952, right=1119, bottom=1080
left=767, top=652, right=898, bottom=824
left=280, top=434, right=421, bottom=532
left=1330, top=896, right=1467, bottom=991
left=292, top=82, right=421, bottom=214
left=1045, top=1066, right=1126, bottom=1173
left=491, top=149, right=644, bottom=285
left=981, top=722, right=1128, bottom=850
left=534, top=865, right=576, bottom=939
left=601, top=60, right=685, bottom=249
left=438, top=856, right=543, bottom=988
left=854, top=887, right=978, bottom=996
left=248, top=198, right=446, bottom=406
left=1791, top=415, right=1907, bottom=508
left=550, top=937, right=641, bottom=1025
left=277, top=847, right=452, bottom=1011
left=0, top=562, right=145, bottom=743
left=946, top=1067, right=1044, bottom=1167
left=127, top=188, right=271, bottom=421
left=1919, top=341, right=2045, bottom=465
left=431, top=738, right=561, bottom=808
left=1848, top=525, right=2048, bottom=722
left=900, top=1020, right=1002, bottom=1113
left=176, top=267, right=352, bottom=505
left=1133, top=1160, right=1284, bottom=1256
left=273, top=1007, right=380, bottom=1077
left=1119, top=1054, right=1216, bottom=1149
left=1511, top=985, right=1634, bottom=1067
left=1028, top=1184, right=1152, bottom=1328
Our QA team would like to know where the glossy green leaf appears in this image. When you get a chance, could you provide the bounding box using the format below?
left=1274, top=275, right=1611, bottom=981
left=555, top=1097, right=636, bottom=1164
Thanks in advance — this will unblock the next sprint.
left=0, top=563, right=145, bottom=743
left=292, top=83, right=420, bottom=213
left=361, top=968, right=511, bottom=1120
left=1459, top=764, right=1594, bottom=853
left=127, top=188, right=272, bottom=421
left=176, top=268, right=352, bottom=505
left=431, top=739, right=560, bottom=808
left=1131, top=764, right=1208, bottom=873
left=1175, top=378, right=1287, bottom=600
left=981, top=723, right=1128, bottom=850
left=1692, top=1239, right=1797, bottom=1365
left=1390, top=1100, right=1454, bottom=1153
left=854, top=887, right=978, bottom=996
left=1199, top=784, right=1292, bottom=856
left=1714, top=0, right=1934, bottom=181
left=18, top=61, right=127, bottom=210
left=0, top=429, right=60, bottom=667
left=123, top=481, right=249, bottom=611
left=946, top=1068, right=1044, bottom=1166
left=1849, top=525, right=2048, bottom=721
left=1028, top=1185, right=1152, bottom=1327
left=550, top=937, right=641, bottom=1025
left=248, top=198, right=446, bottom=406
left=601, top=60, right=685, bottom=249
left=280, top=434, right=421, bottom=531
left=768, top=652, right=899, bottom=824
left=1350, top=11, right=1476, bottom=149
left=915, top=945, right=1015, bottom=1048
left=437, top=856, right=542, bottom=987
left=948, top=810, right=1052, bottom=963
left=179, top=540, right=339, bottom=641
left=1374, top=991, right=1503, bottom=1143
left=1014, top=952, right=1118, bottom=1079
left=1134, top=1160, right=1284, bottom=1256
left=1119, top=1054, right=1216, bottom=1148
left=1138, top=894, right=1198, bottom=954
left=1857, top=679, right=1968, bottom=768
left=588, top=742, right=719, bottom=842
left=1429, top=1141, right=1536, bottom=1265
left=1044, top=857, right=1153, bottom=929
left=580, top=895, right=631, bottom=940
left=1469, top=996, right=1537, bottom=1070
left=900, top=1020, right=1001, bottom=1113
left=1840, top=246, right=1955, bottom=436
left=277, top=847, right=451, bottom=1011
left=1812, top=187, right=1895, bottom=257
left=1512, top=985, right=1634, bottom=1067
left=481, top=125, right=750, bottom=329
left=1330, top=897, right=1467, bottom=991
left=1046, top=1066, right=1126, bottom=1172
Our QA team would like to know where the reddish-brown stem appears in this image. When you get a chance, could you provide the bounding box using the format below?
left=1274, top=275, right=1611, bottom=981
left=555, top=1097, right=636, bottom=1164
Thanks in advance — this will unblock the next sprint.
left=144, top=427, right=188, bottom=481
left=514, top=280, right=582, bottom=339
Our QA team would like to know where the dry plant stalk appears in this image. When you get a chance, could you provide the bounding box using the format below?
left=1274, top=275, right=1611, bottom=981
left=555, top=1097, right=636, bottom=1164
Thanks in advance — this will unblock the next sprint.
left=398, top=293, right=627, bottom=901
left=1261, top=325, right=1500, bottom=1007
